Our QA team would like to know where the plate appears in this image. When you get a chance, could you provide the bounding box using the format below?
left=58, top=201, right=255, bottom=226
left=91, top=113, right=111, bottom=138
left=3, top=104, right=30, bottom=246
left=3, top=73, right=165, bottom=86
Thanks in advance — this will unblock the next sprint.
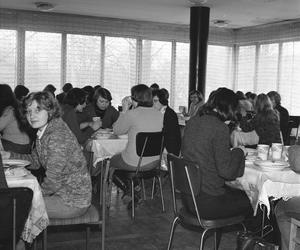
left=254, top=160, right=289, bottom=171
left=3, top=159, right=31, bottom=168
left=5, top=168, right=28, bottom=178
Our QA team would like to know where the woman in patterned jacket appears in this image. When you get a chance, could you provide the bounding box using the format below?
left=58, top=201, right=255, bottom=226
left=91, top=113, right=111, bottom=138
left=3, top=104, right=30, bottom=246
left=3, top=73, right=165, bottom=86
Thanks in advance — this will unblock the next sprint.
left=24, top=91, right=92, bottom=219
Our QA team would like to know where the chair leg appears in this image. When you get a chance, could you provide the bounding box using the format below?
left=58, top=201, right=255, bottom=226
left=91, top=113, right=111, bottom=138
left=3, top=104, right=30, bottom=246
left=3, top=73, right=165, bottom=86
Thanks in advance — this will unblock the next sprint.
left=141, top=179, right=146, bottom=200
left=289, top=221, right=297, bottom=250
left=167, top=216, right=179, bottom=250
left=214, top=229, right=221, bottom=250
left=151, top=177, right=156, bottom=199
left=33, top=240, right=37, bottom=250
left=157, top=176, right=165, bottom=212
left=86, top=226, right=90, bottom=250
left=42, top=228, right=47, bottom=250
left=199, top=229, right=209, bottom=250
left=131, top=180, right=135, bottom=219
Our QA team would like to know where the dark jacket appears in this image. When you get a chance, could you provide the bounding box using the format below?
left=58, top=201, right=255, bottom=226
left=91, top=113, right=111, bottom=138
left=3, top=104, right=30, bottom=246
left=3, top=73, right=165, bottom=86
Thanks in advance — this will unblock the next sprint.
left=93, top=105, right=119, bottom=129
left=182, top=113, right=245, bottom=196
left=276, top=105, right=289, bottom=145
left=61, top=104, right=94, bottom=145
left=163, top=106, right=181, bottom=156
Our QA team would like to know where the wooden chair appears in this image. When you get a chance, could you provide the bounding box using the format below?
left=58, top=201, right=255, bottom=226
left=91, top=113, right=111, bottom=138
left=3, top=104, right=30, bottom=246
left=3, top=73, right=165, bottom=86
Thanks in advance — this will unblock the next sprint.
left=166, top=153, right=246, bottom=250
left=42, top=158, right=110, bottom=250
left=113, top=131, right=165, bottom=219
left=289, top=218, right=300, bottom=250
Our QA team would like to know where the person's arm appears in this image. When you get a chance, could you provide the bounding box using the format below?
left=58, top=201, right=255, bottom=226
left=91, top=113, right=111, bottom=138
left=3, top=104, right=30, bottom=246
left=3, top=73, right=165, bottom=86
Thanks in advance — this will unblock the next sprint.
left=163, top=109, right=181, bottom=155
left=0, top=107, right=13, bottom=131
left=214, top=125, right=245, bottom=180
left=113, top=111, right=131, bottom=135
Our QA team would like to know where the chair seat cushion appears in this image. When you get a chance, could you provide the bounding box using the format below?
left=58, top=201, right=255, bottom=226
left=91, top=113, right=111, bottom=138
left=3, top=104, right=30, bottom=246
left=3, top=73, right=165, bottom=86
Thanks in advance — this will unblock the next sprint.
left=49, top=205, right=100, bottom=226
left=115, top=168, right=160, bottom=179
left=178, top=207, right=245, bottom=229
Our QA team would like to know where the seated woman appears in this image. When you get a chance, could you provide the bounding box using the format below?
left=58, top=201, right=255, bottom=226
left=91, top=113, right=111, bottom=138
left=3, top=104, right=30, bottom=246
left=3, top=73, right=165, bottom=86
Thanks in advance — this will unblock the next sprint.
left=76, top=85, right=96, bottom=124
left=184, top=90, right=204, bottom=118
left=181, top=87, right=252, bottom=220
left=0, top=84, right=31, bottom=155
left=111, top=84, right=164, bottom=201
left=92, top=87, right=119, bottom=129
left=61, top=88, right=101, bottom=145
left=152, top=89, right=181, bottom=156
left=24, top=91, right=92, bottom=218
left=240, top=93, right=281, bottom=145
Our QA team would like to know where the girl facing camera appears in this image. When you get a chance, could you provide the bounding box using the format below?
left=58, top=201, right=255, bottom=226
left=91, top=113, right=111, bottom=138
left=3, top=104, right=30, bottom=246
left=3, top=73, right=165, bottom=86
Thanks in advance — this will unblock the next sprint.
left=24, top=91, right=91, bottom=218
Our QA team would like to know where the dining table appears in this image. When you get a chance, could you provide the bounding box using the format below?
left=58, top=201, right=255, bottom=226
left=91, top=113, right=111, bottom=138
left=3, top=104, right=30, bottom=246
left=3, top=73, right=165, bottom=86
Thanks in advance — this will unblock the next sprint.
left=227, top=153, right=300, bottom=217
left=5, top=166, right=49, bottom=243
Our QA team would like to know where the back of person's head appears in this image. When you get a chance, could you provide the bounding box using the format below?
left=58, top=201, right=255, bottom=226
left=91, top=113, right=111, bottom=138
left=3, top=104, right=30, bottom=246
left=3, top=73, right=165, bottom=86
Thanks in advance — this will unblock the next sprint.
left=245, top=91, right=252, bottom=99
left=255, top=94, right=273, bottom=113
left=0, top=84, right=18, bottom=117
left=131, top=84, right=153, bottom=107
left=201, top=88, right=238, bottom=121
left=267, top=91, right=281, bottom=106
left=150, top=83, right=159, bottom=90
left=93, top=87, right=112, bottom=102
left=152, top=89, right=168, bottom=106
left=160, top=88, right=169, bottom=100
left=82, top=85, right=95, bottom=104
left=62, top=83, right=73, bottom=93
left=56, top=92, right=65, bottom=105
left=94, top=85, right=102, bottom=91
left=236, top=90, right=246, bottom=100
left=63, top=88, right=86, bottom=108
left=43, top=84, right=56, bottom=96
left=24, top=91, right=61, bottom=122
left=14, top=85, right=29, bottom=101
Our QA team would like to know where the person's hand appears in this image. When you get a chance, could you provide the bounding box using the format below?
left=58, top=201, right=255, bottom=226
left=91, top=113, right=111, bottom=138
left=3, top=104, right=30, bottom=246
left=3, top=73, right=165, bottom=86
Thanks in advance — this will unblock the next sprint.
left=90, top=120, right=102, bottom=131
left=122, top=96, right=132, bottom=113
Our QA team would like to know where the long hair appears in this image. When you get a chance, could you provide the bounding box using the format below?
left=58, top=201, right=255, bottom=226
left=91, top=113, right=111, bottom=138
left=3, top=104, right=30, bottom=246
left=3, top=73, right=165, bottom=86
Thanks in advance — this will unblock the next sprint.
left=0, top=84, right=28, bottom=132
left=199, top=88, right=238, bottom=121
left=255, top=94, right=273, bottom=113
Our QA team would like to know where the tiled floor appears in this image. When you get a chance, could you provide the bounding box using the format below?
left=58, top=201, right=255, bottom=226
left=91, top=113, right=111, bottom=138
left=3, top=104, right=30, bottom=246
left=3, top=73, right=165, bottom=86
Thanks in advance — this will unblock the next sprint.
left=33, top=178, right=263, bottom=250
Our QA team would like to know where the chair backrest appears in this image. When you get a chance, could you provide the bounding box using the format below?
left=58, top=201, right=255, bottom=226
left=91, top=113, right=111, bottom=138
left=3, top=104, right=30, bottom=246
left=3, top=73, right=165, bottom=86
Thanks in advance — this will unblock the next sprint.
left=0, top=154, right=8, bottom=188
left=167, top=153, right=202, bottom=223
left=0, top=187, right=33, bottom=247
left=136, top=131, right=164, bottom=157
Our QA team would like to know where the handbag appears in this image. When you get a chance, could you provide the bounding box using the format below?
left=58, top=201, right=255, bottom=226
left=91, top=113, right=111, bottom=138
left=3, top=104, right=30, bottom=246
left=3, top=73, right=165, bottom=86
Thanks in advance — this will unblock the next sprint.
left=236, top=225, right=279, bottom=250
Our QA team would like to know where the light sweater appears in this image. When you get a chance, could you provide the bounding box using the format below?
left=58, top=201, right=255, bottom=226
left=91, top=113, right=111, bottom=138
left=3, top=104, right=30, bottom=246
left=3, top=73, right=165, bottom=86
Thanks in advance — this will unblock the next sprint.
left=113, top=106, right=163, bottom=167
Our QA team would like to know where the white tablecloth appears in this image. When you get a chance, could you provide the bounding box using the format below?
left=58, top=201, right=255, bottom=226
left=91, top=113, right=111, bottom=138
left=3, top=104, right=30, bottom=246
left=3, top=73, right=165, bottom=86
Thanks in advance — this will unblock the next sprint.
left=88, top=138, right=128, bottom=166
left=7, top=172, right=49, bottom=243
left=228, top=163, right=300, bottom=216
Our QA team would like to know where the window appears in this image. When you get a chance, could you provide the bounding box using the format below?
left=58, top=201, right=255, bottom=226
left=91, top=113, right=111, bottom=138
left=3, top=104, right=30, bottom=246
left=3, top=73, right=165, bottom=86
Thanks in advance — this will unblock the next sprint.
left=236, top=45, right=256, bottom=93
left=256, top=43, right=279, bottom=94
left=141, top=40, right=172, bottom=91
left=66, top=34, right=101, bottom=88
left=0, top=29, right=17, bottom=89
left=104, top=37, right=136, bottom=107
left=25, top=31, right=61, bottom=92
left=174, top=42, right=189, bottom=111
left=206, top=45, right=233, bottom=98
left=279, top=41, right=300, bottom=115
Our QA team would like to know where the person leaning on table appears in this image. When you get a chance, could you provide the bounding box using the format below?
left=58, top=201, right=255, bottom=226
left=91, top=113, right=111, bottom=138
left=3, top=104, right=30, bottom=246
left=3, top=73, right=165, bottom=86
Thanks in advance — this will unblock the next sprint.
left=19, top=91, right=92, bottom=219
left=181, top=87, right=253, bottom=220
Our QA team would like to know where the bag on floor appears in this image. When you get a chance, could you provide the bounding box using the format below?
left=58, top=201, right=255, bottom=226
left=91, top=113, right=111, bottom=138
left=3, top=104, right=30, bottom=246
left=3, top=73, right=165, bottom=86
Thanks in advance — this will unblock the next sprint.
left=236, top=225, right=279, bottom=250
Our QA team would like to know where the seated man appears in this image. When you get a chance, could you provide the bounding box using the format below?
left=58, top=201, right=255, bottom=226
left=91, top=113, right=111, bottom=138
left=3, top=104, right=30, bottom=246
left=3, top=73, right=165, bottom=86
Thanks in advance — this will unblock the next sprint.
left=275, top=197, right=300, bottom=250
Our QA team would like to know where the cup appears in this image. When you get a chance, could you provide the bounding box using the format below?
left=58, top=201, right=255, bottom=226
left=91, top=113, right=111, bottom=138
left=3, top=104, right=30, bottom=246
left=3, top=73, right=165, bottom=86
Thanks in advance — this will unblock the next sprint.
left=271, top=143, right=283, bottom=161
left=179, top=106, right=186, bottom=114
left=257, top=144, right=270, bottom=161
left=92, top=117, right=101, bottom=122
left=282, top=145, right=290, bottom=161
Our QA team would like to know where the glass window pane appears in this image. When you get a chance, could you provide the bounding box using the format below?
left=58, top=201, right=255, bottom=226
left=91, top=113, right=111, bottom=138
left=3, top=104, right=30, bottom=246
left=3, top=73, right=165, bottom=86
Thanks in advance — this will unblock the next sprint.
left=25, top=31, right=61, bottom=92
left=142, top=40, right=172, bottom=91
left=104, top=37, right=136, bottom=107
left=174, top=42, right=189, bottom=111
left=279, top=41, right=300, bottom=115
left=236, top=45, right=256, bottom=93
left=206, top=45, right=233, bottom=98
left=66, top=34, right=101, bottom=88
left=0, top=29, right=17, bottom=89
left=256, top=43, right=279, bottom=94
